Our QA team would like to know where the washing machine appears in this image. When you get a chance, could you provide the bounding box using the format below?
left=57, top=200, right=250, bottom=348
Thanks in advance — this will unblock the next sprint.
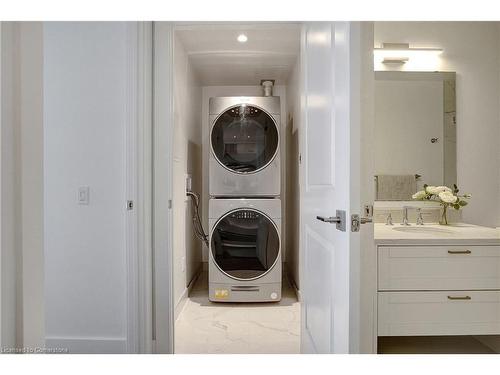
left=209, top=96, right=281, bottom=197
left=209, top=198, right=282, bottom=302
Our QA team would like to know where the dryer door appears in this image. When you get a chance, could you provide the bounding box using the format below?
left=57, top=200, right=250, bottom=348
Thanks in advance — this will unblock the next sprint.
left=211, top=104, right=279, bottom=174
left=211, top=209, right=280, bottom=280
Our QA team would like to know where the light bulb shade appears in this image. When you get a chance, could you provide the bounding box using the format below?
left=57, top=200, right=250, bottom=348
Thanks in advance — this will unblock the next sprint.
left=374, top=44, right=443, bottom=70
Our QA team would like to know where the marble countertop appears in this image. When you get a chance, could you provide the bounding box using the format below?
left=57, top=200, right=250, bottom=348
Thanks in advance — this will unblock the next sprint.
left=375, top=223, right=500, bottom=245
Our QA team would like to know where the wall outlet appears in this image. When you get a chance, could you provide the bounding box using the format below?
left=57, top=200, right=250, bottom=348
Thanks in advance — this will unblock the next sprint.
left=186, top=174, right=192, bottom=192
left=181, top=256, right=186, bottom=272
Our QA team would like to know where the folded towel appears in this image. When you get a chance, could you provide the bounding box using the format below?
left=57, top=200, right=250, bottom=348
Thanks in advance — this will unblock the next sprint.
left=376, top=175, right=416, bottom=201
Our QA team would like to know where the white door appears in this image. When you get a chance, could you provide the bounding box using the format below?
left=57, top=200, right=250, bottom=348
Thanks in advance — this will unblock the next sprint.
left=300, top=22, right=370, bottom=354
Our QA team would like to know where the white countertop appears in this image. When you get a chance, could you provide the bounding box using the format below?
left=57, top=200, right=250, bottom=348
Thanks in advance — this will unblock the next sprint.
left=374, top=223, right=500, bottom=245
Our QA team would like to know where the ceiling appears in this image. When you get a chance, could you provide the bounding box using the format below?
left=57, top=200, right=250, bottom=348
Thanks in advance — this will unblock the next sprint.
left=175, top=23, right=301, bottom=86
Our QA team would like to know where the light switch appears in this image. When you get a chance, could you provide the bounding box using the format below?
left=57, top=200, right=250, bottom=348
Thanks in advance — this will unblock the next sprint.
left=78, top=186, right=90, bottom=205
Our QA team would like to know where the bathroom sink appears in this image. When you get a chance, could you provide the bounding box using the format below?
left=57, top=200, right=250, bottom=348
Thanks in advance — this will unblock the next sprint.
left=392, top=226, right=454, bottom=235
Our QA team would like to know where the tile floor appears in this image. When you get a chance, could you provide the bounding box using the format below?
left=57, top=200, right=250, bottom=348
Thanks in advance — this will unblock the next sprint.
left=174, top=271, right=301, bottom=354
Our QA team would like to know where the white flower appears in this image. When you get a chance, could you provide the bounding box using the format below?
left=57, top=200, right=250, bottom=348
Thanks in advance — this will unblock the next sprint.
left=412, top=190, right=427, bottom=200
left=439, top=191, right=458, bottom=204
left=426, top=185, right=452, bottom=195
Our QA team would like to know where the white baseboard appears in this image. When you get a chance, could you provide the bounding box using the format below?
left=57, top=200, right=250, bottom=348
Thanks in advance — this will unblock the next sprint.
left=45, top=337, right=127, bottom=354
left=285, top=264, right=302, bottom=302
left=174, top=264, right=203, bottom=321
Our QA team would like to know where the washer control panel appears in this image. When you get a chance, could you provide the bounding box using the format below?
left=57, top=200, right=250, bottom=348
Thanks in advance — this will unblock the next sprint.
left=230, top=211, right=259, bottom=220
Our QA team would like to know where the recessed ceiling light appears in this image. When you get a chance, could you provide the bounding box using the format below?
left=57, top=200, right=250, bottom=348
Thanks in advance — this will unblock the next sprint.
left=237, top=34, right=248, bottom=43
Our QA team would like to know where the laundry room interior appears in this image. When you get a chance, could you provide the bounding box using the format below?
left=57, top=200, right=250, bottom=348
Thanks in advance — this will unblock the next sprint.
left=170, top=23, right=302, bottom=353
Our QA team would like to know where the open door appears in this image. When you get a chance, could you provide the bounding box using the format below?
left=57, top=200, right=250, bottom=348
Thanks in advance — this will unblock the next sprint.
left=300, top=22, right=372, bottom=354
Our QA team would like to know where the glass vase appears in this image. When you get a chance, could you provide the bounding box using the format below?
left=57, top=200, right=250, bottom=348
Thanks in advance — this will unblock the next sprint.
left=439, top=205, right=449, bottom=225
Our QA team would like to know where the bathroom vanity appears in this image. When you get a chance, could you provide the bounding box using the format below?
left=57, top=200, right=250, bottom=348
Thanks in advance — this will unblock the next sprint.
left=374, top=223, right=500, bottom=350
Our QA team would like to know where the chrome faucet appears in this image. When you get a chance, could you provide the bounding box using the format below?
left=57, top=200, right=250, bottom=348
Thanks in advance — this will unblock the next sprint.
left=385, top=213, right=393, bottom=226
left=401, top=206, right=412, bottom=226
left=416, top=208, right=424, bottom=225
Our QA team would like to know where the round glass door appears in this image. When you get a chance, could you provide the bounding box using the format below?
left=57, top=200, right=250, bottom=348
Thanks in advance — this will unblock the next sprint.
left=211, top=104, right=279, bottom=174
left=211, top=209, right=280, bottom=280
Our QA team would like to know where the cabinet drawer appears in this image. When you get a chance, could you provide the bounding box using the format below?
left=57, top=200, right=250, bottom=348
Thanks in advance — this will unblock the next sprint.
left=378, top=291, right=500, bottom=336
left=378, top=245, right=500, bottom=291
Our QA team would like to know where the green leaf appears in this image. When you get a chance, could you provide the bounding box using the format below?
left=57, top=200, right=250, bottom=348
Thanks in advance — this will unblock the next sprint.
left=459, top=200, right=468, bottom=206
left=453, top=204, right=461, bottom=210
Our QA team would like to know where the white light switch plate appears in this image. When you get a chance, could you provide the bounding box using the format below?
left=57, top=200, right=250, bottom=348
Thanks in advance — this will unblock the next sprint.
left=78, top=186, right=90, bottom=205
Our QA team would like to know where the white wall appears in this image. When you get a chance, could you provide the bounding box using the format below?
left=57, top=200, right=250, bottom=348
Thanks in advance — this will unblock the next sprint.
left=44, top=22, right=131, bottom=353
left=374, top=22, right=500, bottom=227
left=172, top=34, right=202, bottom=313
left=285, top=60, right=301, bottom=290
left=200, top=85, right=287, bottom=263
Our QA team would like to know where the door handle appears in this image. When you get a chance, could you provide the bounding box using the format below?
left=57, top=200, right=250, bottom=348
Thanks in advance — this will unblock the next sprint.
left=316, top=210, right=346, bottom=232
left=448, top=250, right=471, bottom=254
left=351, top=214, right=372, bottom=232
left=316, top=216, right=341, bottom=223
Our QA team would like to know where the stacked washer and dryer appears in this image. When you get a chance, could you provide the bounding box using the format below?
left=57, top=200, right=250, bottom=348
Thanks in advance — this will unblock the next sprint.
left=208, top=93, right=282, bottom=302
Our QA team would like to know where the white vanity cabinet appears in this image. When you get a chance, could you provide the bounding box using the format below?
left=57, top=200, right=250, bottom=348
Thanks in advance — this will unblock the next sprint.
left=374, top=225, right=500, bottom=340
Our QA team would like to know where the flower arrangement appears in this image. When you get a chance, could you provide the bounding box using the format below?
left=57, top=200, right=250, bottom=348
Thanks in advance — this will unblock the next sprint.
left=412, top=184, right=471, bottom=225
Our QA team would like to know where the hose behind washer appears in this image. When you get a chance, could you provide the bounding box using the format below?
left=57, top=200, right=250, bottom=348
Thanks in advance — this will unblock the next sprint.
left=186, top=191, right=209, bottom=248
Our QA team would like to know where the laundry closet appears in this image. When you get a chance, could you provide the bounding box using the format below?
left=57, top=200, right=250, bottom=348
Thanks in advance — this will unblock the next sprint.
left=171, top=23, right=302, bottom=353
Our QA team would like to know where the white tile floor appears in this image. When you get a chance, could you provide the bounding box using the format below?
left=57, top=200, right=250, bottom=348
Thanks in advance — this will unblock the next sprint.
left=174, top=272, right=301, bottom=354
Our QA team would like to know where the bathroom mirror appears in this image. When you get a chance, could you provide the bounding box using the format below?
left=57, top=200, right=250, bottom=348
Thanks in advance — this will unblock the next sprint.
left=374, top=71, right=456, bottom=201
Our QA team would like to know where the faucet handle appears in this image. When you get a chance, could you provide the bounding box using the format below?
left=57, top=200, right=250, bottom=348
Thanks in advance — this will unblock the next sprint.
left=385, top=213, right=393, bottom=226
left=416, top=208, right=424, bottom=225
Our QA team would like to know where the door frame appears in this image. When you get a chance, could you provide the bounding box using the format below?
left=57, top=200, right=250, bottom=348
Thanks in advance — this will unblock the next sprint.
left=131, top=20, right=175, bottom=354
left=142, top=20, right=373, bottom=354
left=128, top=21, right=157, bottom=354
left=150, top=21, right=175, bottom=354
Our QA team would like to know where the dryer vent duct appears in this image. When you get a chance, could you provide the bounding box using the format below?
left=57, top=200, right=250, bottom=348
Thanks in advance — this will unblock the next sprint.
left=261, top=80, right=275, bottom=97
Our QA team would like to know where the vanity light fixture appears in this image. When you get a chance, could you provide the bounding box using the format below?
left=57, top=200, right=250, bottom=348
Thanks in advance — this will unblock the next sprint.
left=237, top=34, right=248, bottom=43
left=374, top=43, right=443, bottom=65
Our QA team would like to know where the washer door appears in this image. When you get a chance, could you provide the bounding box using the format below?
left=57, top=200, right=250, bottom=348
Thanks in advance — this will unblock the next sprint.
left=211, top=104, right=279, bottom=174
left=211, top=209, right=280, bottom=280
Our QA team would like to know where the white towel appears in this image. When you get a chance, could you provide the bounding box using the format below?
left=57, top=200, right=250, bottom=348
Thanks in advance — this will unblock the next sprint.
left=376, top=175, right=416, bottom=201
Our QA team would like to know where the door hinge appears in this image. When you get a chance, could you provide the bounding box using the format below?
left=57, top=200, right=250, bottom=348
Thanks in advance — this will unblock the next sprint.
left=127, top=200, right=134, bottom=210
left=168, top=199, right=172, bottom=209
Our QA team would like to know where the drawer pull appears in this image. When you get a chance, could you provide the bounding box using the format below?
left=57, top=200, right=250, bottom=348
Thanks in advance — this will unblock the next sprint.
left=447, top=250, right=471, bottom=254
left=447, top=295, right=472, bottom=300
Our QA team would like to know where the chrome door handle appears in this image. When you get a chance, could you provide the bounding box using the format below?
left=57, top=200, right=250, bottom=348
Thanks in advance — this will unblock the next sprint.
left=316, top=216, right=341, bottom=223
left=360, top=217, right=372, bottom=224
left=316, top=210, right=346, bottom=232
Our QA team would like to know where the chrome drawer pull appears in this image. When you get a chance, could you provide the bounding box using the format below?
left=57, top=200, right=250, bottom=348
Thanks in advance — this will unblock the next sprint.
left=447, top=250, right=471, bottom=254
left=447, top=295, right=471, bottom=300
